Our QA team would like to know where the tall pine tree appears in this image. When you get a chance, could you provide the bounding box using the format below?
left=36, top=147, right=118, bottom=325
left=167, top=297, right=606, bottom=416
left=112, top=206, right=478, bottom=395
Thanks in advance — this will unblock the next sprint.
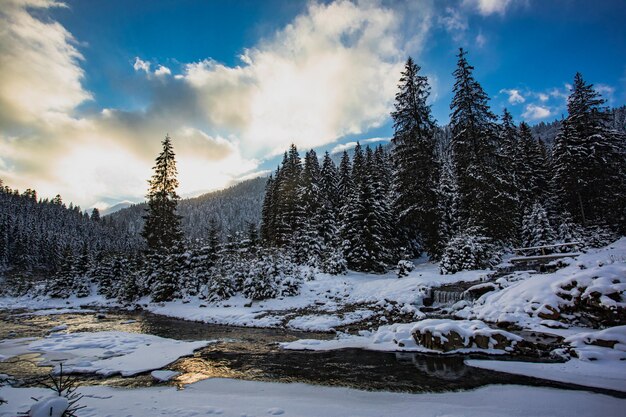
left=390, top=57, right=441, bottom=257
left=142, top=135, right=184, bottom=251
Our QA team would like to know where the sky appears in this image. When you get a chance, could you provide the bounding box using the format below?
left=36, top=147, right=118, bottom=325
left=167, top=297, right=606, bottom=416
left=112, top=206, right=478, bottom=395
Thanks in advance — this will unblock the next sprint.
left=1, top=0, right=625, bottom=210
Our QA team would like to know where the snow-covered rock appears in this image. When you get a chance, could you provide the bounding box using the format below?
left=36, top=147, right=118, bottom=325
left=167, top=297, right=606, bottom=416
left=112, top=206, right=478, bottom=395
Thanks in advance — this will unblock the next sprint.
left=464, top=238, right=626, bottom=329
left=411, top=319, right=522, bottom=352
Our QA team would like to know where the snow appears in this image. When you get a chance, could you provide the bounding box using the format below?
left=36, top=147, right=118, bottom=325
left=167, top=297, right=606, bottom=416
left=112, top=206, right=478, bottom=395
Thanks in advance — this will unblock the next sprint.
left=28, top=396, right=69, bottom=417
left=462, top=238, right=626, bottom=329
left=1, top=378, right=624, bottom=417
left=0, top=260, right=487, bottom=332
left=282, top=319, right=521, bottom=354
left=151, top=370, right=181, bottom=382
left=0, top=331, right=215, bottom=377
left=467, top=326, right=626, bottom=392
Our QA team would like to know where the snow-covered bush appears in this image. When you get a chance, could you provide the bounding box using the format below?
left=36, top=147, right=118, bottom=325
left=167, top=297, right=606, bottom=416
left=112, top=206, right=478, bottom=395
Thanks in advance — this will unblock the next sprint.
left=396, top=259, right=415, bottom=278
left=320, top=247, right=347, bottom=275
left=521, top=203, right=556, bottom=250
left=203, top=273, right=237, bottom=301
left=440, top=227, right=500, bottom=274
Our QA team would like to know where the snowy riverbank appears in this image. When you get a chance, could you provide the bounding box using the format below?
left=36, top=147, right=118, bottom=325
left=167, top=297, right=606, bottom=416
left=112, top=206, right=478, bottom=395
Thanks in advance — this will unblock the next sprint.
left=2, top=377, right=625, bottom=417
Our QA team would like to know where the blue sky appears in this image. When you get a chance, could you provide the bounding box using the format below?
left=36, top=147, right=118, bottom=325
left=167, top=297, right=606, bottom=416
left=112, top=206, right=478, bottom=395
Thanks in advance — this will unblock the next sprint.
left=1, top=0, right=625, bottom=209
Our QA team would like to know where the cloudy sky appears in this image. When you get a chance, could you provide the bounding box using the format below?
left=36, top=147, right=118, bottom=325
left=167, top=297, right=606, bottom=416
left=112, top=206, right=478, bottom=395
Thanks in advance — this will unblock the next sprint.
left=1, top=0, right=625, bottom=209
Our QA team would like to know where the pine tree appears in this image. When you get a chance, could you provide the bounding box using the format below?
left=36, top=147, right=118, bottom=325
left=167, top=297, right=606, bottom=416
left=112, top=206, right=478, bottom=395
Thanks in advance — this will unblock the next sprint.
left=517, top=122, right=550, bottom=211
left=521, top=203, right=556, bottom=249
left=552, top=73, right=626, bottom=230
left=274, top=145, right=303, bottom=247
left=390, top=57, right=440, bottom=257
left=260, top=174, right=276, bottom=244
left=90, top=208, right=100, bottom=222
left=141, top=135, right=184, bottom=251
left=449, top=48, right=516, bottom=242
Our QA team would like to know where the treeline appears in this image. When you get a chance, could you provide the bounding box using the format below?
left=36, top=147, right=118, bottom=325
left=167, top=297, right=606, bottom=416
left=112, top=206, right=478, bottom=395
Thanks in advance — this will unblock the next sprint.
left=0, top=183, right=141, bottom=291
left=260, top=50, right=626, bottom=274
left=2, top=48, right=625, bottom=304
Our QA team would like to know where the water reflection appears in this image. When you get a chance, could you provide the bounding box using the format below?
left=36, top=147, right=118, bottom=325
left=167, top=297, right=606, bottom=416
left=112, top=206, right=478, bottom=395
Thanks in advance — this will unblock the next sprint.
left=0, top=308, right=607, bottom=395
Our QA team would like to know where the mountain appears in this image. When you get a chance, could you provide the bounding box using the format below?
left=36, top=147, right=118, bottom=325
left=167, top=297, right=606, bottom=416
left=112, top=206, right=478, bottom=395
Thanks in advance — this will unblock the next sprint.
left=107, top=176, right=267, bottom=241
left=101, top=201, right=134, bottom=216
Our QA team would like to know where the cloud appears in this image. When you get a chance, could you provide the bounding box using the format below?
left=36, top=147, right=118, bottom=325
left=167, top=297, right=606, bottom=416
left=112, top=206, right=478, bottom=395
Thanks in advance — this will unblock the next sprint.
left=0, top=0, right=91, bottom=130
left=167, top=0, right=406, bottom=157
left=133, top=57, right=151, bottom=73
left=1, top=0, right=426, bottom=208
left=463, top=0, right=514, bottom=16
left=595, top=83, right=615, bottom=103
left=500, top=88, right=525, bottom=104
left=537, top=93, right=549, bottom=102
left=154, top=65, right=171, bottom=77
left=522, top=103, right=551, bottom=120
left=475, top=32, right=487, bottom=48
left=439, top=7, right=468, bottom=42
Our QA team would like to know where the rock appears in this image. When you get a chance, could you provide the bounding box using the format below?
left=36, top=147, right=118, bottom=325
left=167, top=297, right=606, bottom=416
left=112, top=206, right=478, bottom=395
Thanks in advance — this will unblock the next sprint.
left=464, top=283, right=497, bottom=300
left=412, top=319, right=522, bottom=353
left=537, top=305, right=560, bottom=320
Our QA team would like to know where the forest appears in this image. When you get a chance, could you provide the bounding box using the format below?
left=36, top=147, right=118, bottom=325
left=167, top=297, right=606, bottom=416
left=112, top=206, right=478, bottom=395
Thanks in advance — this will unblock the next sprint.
left=1, top=49, right=625, bottom=304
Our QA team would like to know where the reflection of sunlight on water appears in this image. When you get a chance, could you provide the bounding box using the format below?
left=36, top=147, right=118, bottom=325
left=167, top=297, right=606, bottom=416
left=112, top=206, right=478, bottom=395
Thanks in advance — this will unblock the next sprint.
left=172, top=357, right=256, bottom=387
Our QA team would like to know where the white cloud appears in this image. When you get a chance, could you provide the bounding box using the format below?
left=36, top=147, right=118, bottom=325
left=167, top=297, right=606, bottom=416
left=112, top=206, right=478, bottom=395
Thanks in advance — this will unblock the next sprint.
left=500, top=88, right=525, bottom=105
left=595, top=83, right=615, bottom=103
left=154, top=65, right=171, bottom=77
left=463, top=0, right=514, bottom=16
left=440, top=7, right=468, bottom=42
left=522, top=104, right=551, bottom=120
left=133, top=57, right=151, bottom=73
left=1, top=0, right=425, bottom=208
left=537, top=93, right=549, bottom=102
left=174, top=0, right=405, bottom=157
left=0, top=0, right=91, bottom=129
left=475, top=32, right=487, bottom=47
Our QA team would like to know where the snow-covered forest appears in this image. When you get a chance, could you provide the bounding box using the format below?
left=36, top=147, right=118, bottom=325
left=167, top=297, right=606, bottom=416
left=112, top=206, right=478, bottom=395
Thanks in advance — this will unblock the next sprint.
left=1, top=48, right=626, bottom=416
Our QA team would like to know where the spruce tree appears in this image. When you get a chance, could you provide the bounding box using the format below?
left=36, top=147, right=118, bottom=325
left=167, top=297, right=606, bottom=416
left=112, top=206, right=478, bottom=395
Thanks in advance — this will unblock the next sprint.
left=552, top=73, right=626, bottom=230
left=390, top=57, right=440, bottom=257
left=521, top=203, right=556, bottom=249
left=141, top=135, right=184, bottom=251
left=449, top=48, right=516, bottom=242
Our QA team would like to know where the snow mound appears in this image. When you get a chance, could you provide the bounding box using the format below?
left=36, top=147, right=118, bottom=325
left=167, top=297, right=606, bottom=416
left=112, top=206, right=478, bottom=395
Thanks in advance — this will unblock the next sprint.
left=283, top=319, right=521, bottom=354
left=0, top=331, right=215, bottom=377
left=467, top=325, right=626, bottom=392
left=151, top=370, right=181, bottom=382
left=465, top=238, right=626, bottom=328
left=29, top=396, right=69, bottom=417
left=565, top=325, right=626, bottom=361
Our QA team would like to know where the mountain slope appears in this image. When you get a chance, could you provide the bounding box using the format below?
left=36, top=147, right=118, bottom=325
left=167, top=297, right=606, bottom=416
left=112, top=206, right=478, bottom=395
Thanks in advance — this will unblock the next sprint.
left=107, top=177, right=267, bottom=241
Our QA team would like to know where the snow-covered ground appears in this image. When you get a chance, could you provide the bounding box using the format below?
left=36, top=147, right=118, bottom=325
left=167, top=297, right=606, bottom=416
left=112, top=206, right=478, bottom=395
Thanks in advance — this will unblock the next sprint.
left=0, top=260, right=489, bottom=332
left=1, top=378, right=624, bottom=417
left=458, top=238, right=626, bottom=329
left=467, top=326, right=626, bottom=392
left=0, top=331, right=214, bottom=376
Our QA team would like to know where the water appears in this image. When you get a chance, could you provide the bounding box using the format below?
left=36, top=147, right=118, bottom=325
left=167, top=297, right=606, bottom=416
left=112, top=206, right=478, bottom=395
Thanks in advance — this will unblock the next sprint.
left=1, top=308, right=622, bottom=397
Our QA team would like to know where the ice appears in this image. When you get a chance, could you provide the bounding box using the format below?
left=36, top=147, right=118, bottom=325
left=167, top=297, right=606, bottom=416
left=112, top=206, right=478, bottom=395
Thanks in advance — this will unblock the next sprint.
left=151, top=370, right=181, bottom=381
left=0, top=331, right=215, bottom=377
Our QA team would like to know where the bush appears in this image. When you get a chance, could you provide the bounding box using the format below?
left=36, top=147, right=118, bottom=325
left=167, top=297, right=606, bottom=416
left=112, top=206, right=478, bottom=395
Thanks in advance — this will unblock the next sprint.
left=440, top=227, right=500, bottom=274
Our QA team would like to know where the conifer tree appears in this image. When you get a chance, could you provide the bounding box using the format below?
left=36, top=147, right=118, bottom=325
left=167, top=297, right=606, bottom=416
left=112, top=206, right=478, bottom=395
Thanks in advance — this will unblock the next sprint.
left=390, top=57, right=440, bottom=257
left=141, top=135, right=184, bottom=251
left=552, top=73, right=626, bottom=229
left=274, top=145, right=303, bottom=247
left=521, top=203, right=556, bottom=249
left=449, top=48, right=516, bottom=242
left=260, top=174, right=276, bottom=244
